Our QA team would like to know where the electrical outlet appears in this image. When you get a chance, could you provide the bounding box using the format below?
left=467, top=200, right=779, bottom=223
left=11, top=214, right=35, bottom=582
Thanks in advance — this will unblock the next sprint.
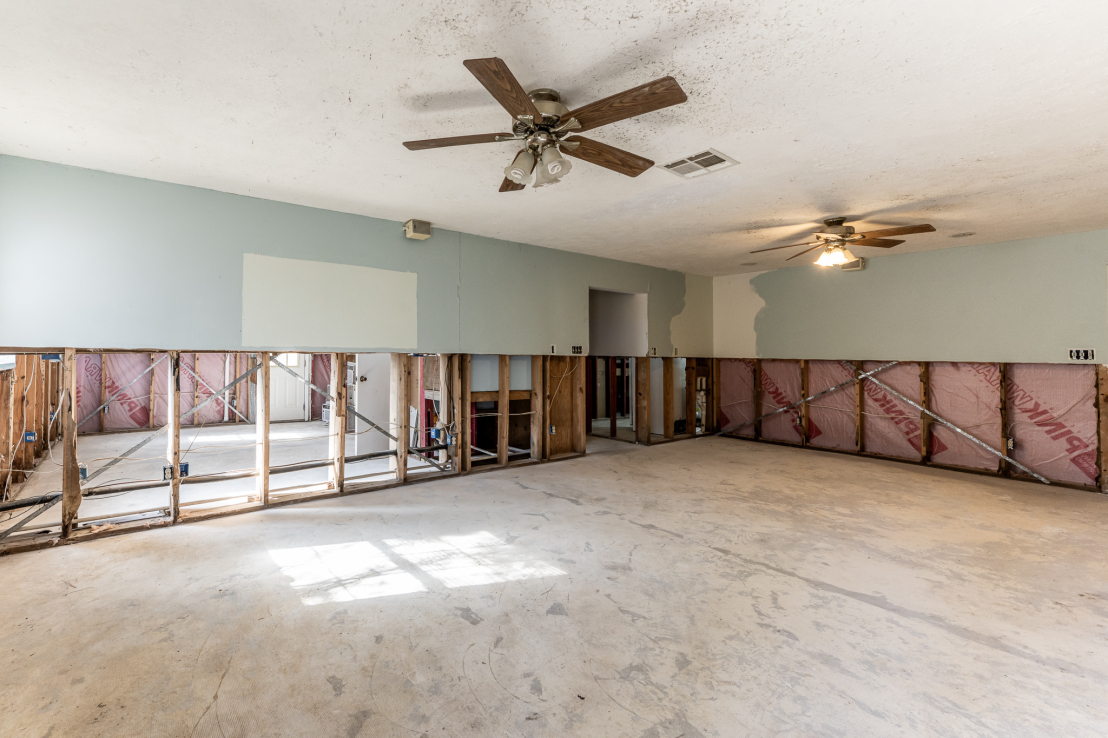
left=571, top=345, right=583, bottom=355
left=24, top=431, right=35, bottom=443
left=550, top=344, right=556, bottom=354
left=1069, top=349, right=1095, bottom=361
left=549, top=424, right=556, bottom=435
left=650, top=347, right=657, bottom=356
left=1005, top=437, right=1015, bottom=451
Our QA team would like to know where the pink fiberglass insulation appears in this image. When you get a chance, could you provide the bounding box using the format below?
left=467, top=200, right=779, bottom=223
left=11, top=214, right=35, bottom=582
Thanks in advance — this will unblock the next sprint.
left=928, top=363, right=1001, bottom=471
left=311, top=353, right=332, bottom=420
left=150, top=353, right=169, bottom=427
left=76, top=352, right=247, bottom=433
left=760, top=360, right=803, bottom=444
left=862, top=361, right=928, bottom=460
left=76, top=354, right=101, bottom=433
left=720, top=359, right=756, bottom=436
left=1006, top=364, right=1097, bottom=486
left=179, top=353, right=198, bottom=425
left=807, top=360, right=856, bottom=451
left=195, top=353, right=231, bottom=425
left=102, top=353, right=153, bottom=431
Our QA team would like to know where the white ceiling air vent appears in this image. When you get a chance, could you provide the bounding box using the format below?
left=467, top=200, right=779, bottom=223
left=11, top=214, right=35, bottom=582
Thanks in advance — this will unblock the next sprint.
left=660, top=148, right=737, bottom=179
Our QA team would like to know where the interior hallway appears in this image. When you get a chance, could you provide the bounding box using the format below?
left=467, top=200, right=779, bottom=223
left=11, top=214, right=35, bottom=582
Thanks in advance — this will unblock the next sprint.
left=2, top=437, right=1106, bottom=737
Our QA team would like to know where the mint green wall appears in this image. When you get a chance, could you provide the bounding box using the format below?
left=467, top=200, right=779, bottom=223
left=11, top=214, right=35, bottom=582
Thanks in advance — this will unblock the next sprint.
left=0, top=155, right=712, bottom=355
left=714, top=229, right=1108, bottom=363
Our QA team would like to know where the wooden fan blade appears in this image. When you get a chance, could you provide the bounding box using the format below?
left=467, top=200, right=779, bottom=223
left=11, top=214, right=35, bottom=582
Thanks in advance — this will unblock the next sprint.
left=403, top=133, right=513, bottom=151
left=852, top=238, right=905, bottom=248
left=749, top=241, right=820, bottom=254
left=462, top=58, right=541, bottom=120
left=564, top=76, right=687, bottom=133
left=499, top=177, right=525, bottom=192
left=562, top=136, right=653, bottom=177
left=785, top=243, right=826, bottom=261
left=856, top=224, right=935, bottom=239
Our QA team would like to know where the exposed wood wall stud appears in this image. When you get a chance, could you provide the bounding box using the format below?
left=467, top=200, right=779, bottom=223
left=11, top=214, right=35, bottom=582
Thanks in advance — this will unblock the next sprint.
left=635, top=356, right=650, bottom=445
left=256, top=352, right=270, bottom=504
left=61, top=349, right=80, bottom=538
left=193, top=353, right=201, bottom=426
left=32, top=357, right=44, bottom=457
left=13, top=356, right=27, bottom=479
left=166, top=351, right=181, bottom=522
left=710, top=358, right=722, bottom=433
left=854, top=361, right=865, bottom=453
left=390, top=353, right=409, bottom=482
left=1095, top=365, right=1107, bottom=490
left=542, top=356, right=551, bottom=460
left=572, top=355, right=586, bottom=454
left=800, top=359, right=810, bottom=446
left=100, top=353, right=107, bottom=432
left=329, top=353, right=346, bottom=492
left=498, top=355, right=510, bottom=465
left=460, top=354, right=471, bottom=472
left=999, top=363, right=1011, bottom=477
left=451, top=354, right=462, bottom=471
left=752, top=359, right=763, bottom=440
left=438, top=354, right=450, bottom=467
left=662, top=357, right=674, bottom=440
left=920, top=362, right=932, bottom=463
left=148, top=353, right=156, bottom=428
left=608, top=357, right=618, bottom=438
left=530, top=355, right=543, bottom=460
left=685, top=362, right=696, bottom=436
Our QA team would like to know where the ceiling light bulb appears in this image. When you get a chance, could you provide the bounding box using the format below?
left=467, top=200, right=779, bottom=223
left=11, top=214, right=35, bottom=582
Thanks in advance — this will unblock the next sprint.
left=532, top=164, right=558, bottom=188
left=815, top=245, right=850, bottom=267
left=541, top=146, right=572, bottom=179
left=504, top=150, right=535, bottom=184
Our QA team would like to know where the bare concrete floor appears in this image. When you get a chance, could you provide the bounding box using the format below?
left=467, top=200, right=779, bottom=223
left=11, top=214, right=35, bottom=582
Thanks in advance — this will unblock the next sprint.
left=2, top=437, right=1107, bottom=736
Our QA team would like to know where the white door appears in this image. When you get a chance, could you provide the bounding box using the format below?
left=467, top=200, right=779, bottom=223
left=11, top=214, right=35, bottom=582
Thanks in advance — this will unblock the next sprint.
left=270, top=352, right=307, bottom=421
left=355, top=354, right=391, bottom=454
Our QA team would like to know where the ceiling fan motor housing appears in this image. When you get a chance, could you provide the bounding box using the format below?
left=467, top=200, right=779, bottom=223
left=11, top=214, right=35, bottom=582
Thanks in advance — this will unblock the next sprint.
left=528, top=89, right=569, bottom=124
left=818, top=217, right=855, bottom=238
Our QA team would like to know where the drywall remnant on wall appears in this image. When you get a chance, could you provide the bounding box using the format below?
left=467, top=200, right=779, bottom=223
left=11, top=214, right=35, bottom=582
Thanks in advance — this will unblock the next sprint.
left=0, top=155, right=705, bottom=353
left=719, top=229, right=1108, bottom=363
left=242, top=255, right=417, bottom=350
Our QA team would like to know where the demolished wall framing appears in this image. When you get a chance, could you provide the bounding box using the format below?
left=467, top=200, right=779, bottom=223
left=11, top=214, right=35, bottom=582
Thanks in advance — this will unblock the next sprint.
left=717, top=357, right=1108, bottom=492
left=0, top=350, right=591, bottom=557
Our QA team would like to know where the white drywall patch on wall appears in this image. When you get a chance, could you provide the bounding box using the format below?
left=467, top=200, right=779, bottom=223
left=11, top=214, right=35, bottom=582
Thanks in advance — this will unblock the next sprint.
left=714, top=272, right=767, bottom=358
left=242, top=254, right=417, bottom=349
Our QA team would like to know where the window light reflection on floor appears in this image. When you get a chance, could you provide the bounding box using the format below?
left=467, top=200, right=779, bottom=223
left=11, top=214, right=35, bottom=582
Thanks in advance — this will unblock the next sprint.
left=268, top=541, right=425, bottom=605
left=383, top=531, right=565, bottom=589
left=269, top=532, right=564, bottom=605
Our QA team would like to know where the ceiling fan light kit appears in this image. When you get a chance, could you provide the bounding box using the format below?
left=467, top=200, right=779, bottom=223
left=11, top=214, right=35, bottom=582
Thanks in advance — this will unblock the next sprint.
left=814, top=245, right=855, bottom=267
left=403, top=58, right=687, bottom=191
left=504, top=150, right=536, bottom=184
left=749, top=217, right=937, bottom=267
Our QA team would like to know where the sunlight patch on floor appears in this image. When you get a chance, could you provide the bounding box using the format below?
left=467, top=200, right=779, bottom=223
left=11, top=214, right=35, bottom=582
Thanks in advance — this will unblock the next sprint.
left=269, top=532, right=564, bottom=604
left=383, top=531, right=565, bottom=589
left=269, top=541, right=425, bottom=605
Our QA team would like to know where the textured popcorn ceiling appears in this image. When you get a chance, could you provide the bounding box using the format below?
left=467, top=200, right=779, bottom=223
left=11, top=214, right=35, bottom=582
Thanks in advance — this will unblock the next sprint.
left=1, top=1, right=1106, bottom=275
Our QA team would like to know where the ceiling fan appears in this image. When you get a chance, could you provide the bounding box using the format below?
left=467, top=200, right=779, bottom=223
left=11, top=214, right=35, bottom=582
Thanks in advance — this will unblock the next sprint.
left=750, top=217, right=937, bottom=265
left=403, top=58, right=687, bottom=191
